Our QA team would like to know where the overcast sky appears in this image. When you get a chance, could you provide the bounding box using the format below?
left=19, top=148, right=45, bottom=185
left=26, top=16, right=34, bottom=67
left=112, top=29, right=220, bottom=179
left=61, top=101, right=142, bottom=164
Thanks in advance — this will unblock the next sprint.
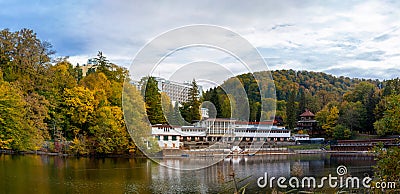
left=1, top=0, right=400, bottom=81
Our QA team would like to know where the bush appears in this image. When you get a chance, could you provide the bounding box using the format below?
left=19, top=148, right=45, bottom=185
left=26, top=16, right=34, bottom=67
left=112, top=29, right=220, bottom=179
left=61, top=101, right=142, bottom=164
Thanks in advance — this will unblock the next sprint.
left=333, top=124, right=352, bottom=140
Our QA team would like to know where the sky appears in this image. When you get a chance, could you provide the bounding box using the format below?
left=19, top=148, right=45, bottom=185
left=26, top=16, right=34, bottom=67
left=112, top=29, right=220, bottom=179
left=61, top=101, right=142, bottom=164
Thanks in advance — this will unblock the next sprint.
left=1, top=0, right=400, bottom=81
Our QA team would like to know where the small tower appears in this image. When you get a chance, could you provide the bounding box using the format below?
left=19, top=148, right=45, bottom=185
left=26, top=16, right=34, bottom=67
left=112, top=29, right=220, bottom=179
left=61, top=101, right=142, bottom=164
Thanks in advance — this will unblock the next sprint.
left=297, top=109, right=318, bottom=136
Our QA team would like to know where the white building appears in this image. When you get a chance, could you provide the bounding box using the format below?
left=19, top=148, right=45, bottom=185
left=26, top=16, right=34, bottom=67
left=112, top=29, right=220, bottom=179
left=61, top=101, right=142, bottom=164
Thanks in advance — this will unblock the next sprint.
left=131, top=77, right=203, bottom=105
left=78, top=58, right=98, bottom=76
left=201, top=108, right=209, bottom=119
left=155, top=77, right=203, bottom=104
left=152, top=119, right=291, bottom=150
left=292, top=134, right=310, bottom=141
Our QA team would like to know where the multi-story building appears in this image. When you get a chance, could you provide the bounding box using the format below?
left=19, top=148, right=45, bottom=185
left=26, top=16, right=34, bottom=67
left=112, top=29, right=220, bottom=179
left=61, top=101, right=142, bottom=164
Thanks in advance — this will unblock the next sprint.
left=151, top=119, right=291, bottom=150
left=154, top=77, right=203, bottom=104
left=132, top=77, right=203, bottom=105
left=77, top=58, right=98, bottom=77
left=297, top=109, right=318, bottom=136
left=200, top=108, right=209, bottom=119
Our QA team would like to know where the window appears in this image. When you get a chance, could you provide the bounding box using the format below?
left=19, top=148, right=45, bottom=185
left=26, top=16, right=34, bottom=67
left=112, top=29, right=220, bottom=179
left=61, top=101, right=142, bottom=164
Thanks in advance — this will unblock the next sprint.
left=172, top=136, right=177, bottom=141
left=163, top=136, right=168, bottom=141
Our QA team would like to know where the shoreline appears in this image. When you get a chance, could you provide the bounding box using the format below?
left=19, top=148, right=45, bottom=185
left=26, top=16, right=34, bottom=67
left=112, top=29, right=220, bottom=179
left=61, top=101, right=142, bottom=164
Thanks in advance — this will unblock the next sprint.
left=0, top=149, right=147, bottom=159
left=1, top=149, right=376, bottom=159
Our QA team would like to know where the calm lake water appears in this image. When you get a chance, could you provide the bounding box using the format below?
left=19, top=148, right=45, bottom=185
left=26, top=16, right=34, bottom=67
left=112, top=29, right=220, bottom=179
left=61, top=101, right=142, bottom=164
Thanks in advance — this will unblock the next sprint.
left=0, top=153, right=376, bottom=193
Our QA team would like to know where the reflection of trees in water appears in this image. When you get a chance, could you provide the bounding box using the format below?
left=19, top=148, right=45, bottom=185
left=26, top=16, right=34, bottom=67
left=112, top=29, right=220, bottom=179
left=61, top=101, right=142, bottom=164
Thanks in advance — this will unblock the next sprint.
left=150, top=154, right=376, bottom=193
left=330, top=154, right=375, bottom=166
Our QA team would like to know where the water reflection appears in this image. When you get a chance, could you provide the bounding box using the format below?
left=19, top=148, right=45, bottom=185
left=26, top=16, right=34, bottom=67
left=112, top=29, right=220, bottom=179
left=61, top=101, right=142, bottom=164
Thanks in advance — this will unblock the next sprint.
left=0, top=154, right=375, bottom=193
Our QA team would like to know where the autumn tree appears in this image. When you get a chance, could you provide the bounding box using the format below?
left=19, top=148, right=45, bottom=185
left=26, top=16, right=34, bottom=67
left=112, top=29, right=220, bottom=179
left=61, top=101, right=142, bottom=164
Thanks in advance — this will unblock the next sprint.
left=123, top=83, right=160, bottom=154
left=89, top=106, right=129, bottom=154
left=316, top=102, right=340, bottom=137
left=374, top=94, right=400, bottom=136
left=0, top=28, right=54, bottom=92
left=63, top=86, right=97, bottom=138
left=0, top=81, right=35, bottom=150
left=24, top=92, right=50, bottom=149
left=344, top=82, right=380, bottom=133
left=44, top=60, right=78, bottom=136
left=373, top=144, right=400, bottom=187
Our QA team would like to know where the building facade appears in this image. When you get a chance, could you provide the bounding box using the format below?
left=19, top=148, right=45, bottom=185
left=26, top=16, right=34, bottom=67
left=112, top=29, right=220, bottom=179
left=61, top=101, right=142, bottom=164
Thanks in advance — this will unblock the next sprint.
left=297, top=109, right=318, bottom=136
left=154, top=77, right=203, bottom=104
left=152, top=119, right=291, bottom=150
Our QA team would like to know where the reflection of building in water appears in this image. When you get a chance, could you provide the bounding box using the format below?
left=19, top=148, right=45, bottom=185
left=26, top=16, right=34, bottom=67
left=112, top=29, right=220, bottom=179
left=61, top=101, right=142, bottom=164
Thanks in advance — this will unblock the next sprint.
left=152, top=119, right=291, bottom=150
left=151, top=155, right=292, bottom=193
left=149, top=154, right=376, bottom=193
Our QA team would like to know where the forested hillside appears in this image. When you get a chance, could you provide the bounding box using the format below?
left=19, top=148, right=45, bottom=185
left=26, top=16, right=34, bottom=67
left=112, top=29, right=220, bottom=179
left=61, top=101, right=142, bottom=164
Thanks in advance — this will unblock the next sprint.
left=203, top=70, right=399, bottom=138
left=1, top=28, right=400, bottom=155
left=0, top=29, right=144, bottom=154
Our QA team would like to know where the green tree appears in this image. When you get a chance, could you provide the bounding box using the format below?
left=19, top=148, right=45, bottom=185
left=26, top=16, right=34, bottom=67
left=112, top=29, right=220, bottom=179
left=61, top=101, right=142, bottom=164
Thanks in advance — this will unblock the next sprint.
left=181, top=79, right=201, bottom=123
left=173, top=101, right=186, bottom=126
left=94, top=51, right=110, bottom=75
left=161, top=92, right=174, bottom=125
left=219, top=95, right=231, bottom=118
left=143, top=77, right=166, bottom=124
left=333, top=124, right=352, bottom=140
left=338, top=101, right=365, bottom=132
left=382, top=78, right=400, bottom=96
left=276, top=100, right=287, bottom=123
left=286, top=90, right=297, bottom=129
left=344, top=82, right=380, bottom=133
left=298, top=88, right=307, bottom=119
left=373, top=144, right=400, bottom=187
left=374, top=94, right=400, bottom=136
left=204, top=87, right=222, bottom=118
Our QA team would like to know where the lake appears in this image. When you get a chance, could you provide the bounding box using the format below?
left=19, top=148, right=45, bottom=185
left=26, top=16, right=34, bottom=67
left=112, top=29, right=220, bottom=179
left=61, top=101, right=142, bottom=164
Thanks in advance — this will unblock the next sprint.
left=0, top=153, right=376, bottom=193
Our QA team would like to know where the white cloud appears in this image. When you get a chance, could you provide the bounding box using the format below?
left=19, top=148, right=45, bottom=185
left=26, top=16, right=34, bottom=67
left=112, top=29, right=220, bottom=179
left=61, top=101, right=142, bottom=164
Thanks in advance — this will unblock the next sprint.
left=3, top=0, right=400, bottom=80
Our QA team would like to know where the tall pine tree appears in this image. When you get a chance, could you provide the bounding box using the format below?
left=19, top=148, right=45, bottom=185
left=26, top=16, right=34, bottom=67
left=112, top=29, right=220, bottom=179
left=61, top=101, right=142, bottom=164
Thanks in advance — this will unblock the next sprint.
left=143, top=77, right=166, bottom=124
left=181, top=79, right=201, bottom=123
left=286, top=90, right=297, bottom=130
